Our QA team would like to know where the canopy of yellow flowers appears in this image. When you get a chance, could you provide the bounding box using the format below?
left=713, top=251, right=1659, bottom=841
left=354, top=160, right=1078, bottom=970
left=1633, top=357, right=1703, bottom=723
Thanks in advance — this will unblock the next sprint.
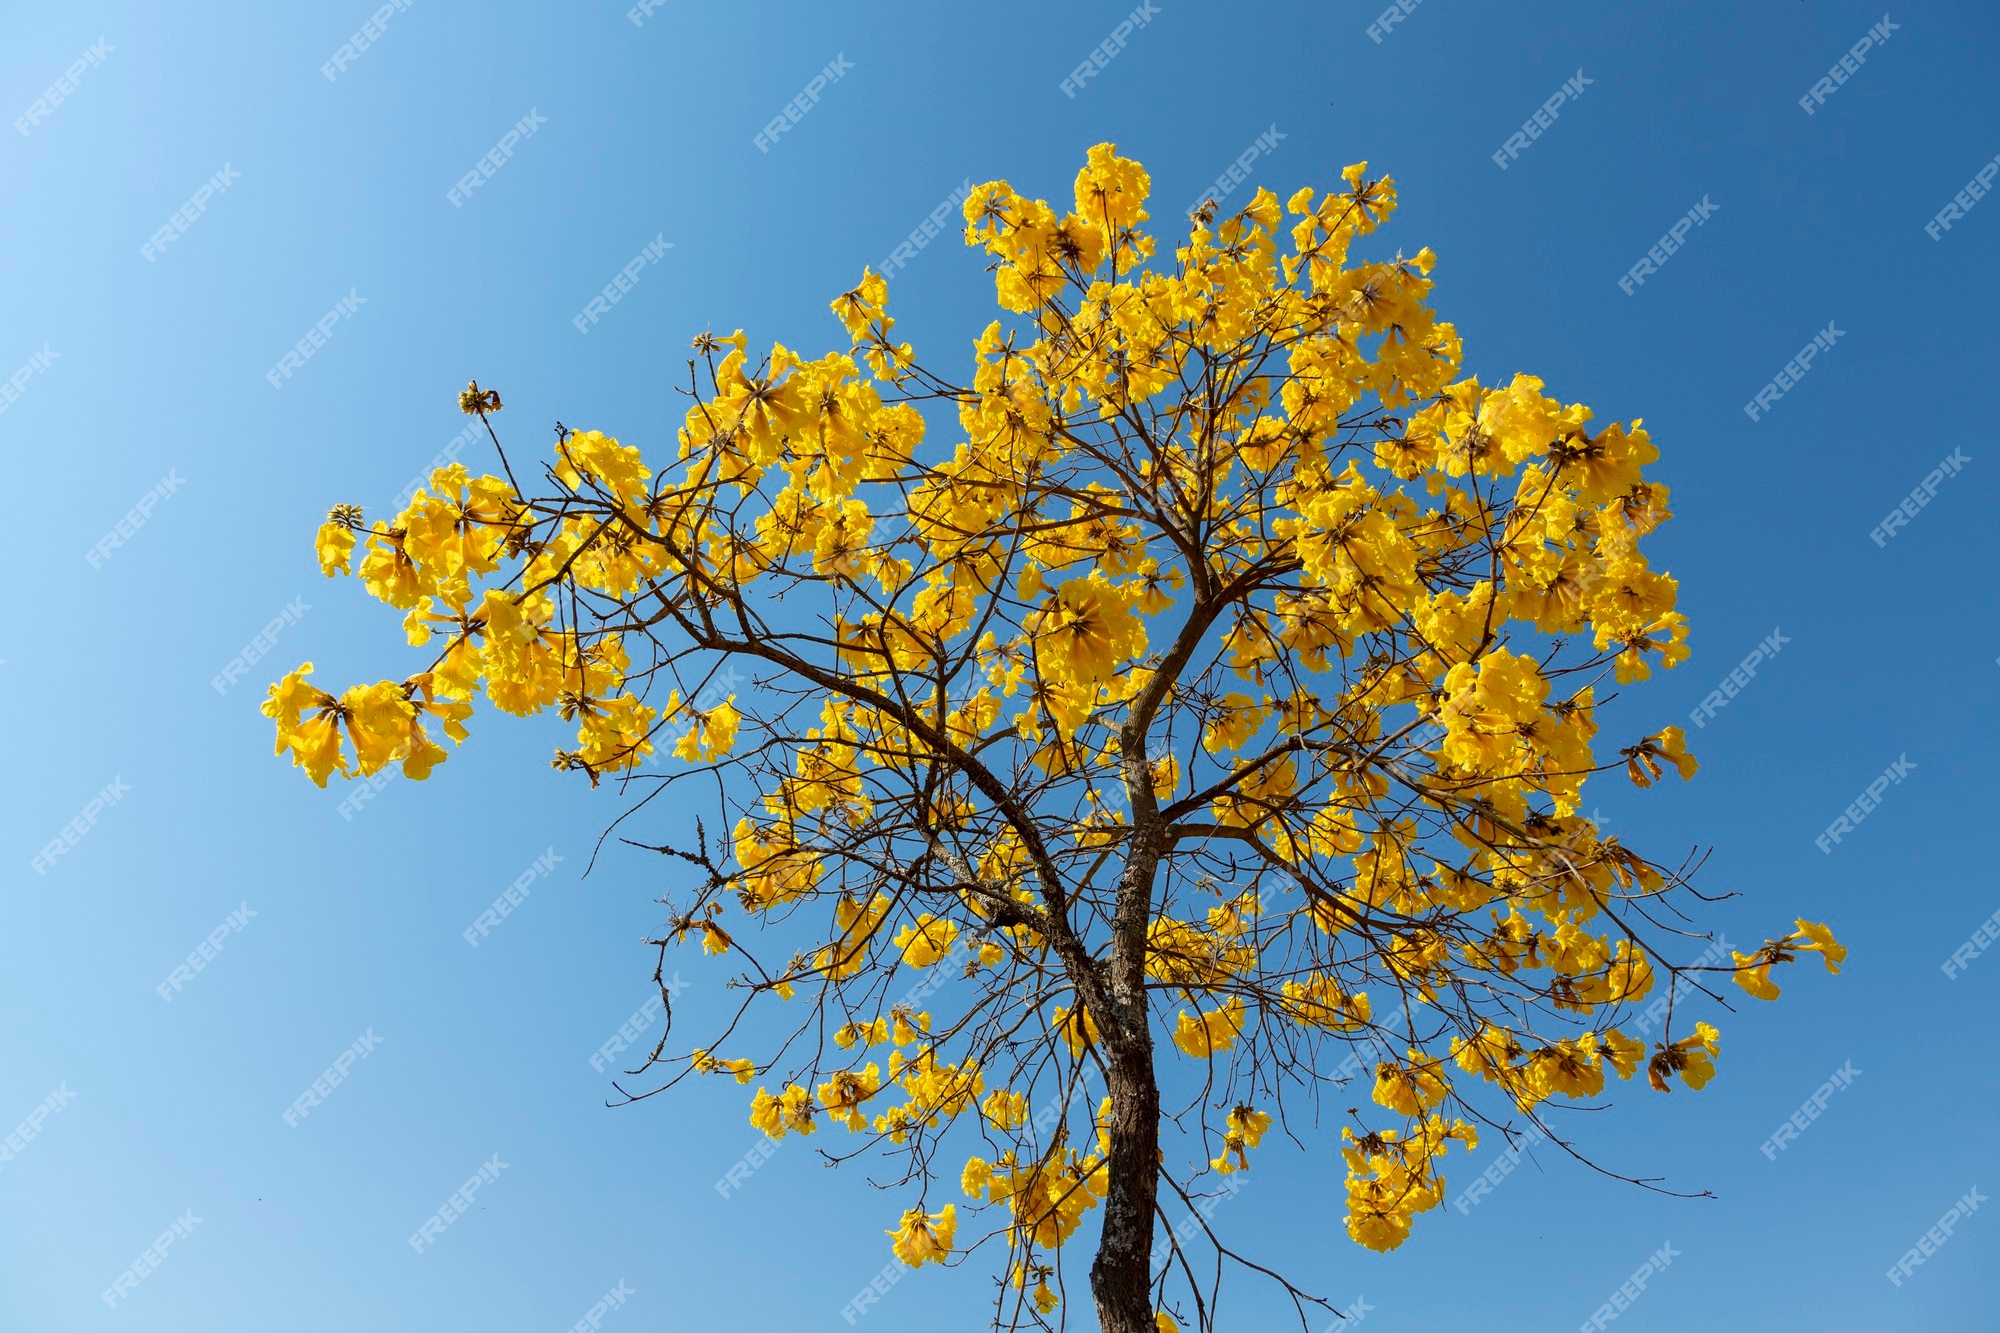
left=266, top=144, right=1840, bottom=1288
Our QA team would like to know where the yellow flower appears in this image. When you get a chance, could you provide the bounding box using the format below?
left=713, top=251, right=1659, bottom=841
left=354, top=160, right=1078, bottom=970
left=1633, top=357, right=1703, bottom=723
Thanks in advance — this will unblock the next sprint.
left=1678, top=1023, right=1720, bottom=1089
left=1338, top=1121, right=1463, bottom=1252
left=1626, top=726, right=1698, bottom=787
left=1733, top=921, right=1846, bottom=1000
left=1201, top=693, right=1266, bottom=754
left=1372, top=1054, right=1449, bottom=1115
left=554, top=429, right=651, bottom=503
left=691, top=1050, right=756, bottom=1083
left=1794, top=919, right=1847, bottom=972
left=889, top=1007, right=930, bottom=1046
left=1026, top=573, right=1147, bottom=689
left=673, top=695, right=741, bottom=763
left=817, top=1064, right=882, bottom=1131
left=1211, top=1105, right=1273, bottom=1174
left=315, top=516, right=356, bottom=576
left=834, top=1017, right=889, bottom=1050
left=892, top=916, right=960, bottom=968
left=263, top=664, right=347, bottom=787
left=1730, top=950, right=1781, bottom=1001
left=1648, top=1023, right=1720, bottom=1092
left=1172, top=1000, right=1245, bottom=1058
left=980, top=1089, right=1029, bottom=1131
left=886, top=1204, right=956, bottom=1267
left=1052, top=1002, right=1099, bottom=1054
left=1599, top=1029, right=1646, bottom=1081
left=750, top=1084, right=818, bottom=1139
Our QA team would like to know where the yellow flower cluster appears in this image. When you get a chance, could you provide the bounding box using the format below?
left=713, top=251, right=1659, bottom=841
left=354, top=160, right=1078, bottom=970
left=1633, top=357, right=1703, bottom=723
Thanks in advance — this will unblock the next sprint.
left=1211, top=1104, right=1273, bottom=1175
left=1340, top=1119, right=1476, bottom=1251
left=962, top=1145, right=1109, bottom=1249
left=1452, top=1025, right=1650, bottom=1110
left=1732, top=920, right=1846, bottom=1000
left=887, top=1204, right=956, bottom=1268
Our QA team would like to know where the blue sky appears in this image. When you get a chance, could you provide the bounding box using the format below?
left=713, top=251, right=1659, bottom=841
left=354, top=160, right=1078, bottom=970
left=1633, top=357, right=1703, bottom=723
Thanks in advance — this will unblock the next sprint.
left=4, top=1, right=1997, bottom=1329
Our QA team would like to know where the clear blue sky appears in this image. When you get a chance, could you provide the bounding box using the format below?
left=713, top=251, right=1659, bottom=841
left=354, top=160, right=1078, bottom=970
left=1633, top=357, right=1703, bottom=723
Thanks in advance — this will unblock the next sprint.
left=5, top=1, right=1997, bottom=1329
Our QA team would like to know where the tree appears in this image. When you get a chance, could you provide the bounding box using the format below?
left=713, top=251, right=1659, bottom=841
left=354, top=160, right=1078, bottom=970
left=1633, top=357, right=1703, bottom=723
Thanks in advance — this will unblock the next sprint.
left=264, top=144, right=1844, bottom=1333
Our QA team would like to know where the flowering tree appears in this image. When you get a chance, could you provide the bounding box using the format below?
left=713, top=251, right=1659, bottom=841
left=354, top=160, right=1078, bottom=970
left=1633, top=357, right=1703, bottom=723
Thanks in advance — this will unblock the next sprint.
left=264, top=145, right=1842, bottom=1333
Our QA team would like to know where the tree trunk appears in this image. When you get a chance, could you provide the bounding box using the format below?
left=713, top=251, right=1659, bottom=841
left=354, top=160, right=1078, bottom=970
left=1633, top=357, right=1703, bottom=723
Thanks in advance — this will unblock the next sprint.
left=1091, top=723, right=1173, bottom=1331
left=1090, top=1018, right=1161, bottom=1332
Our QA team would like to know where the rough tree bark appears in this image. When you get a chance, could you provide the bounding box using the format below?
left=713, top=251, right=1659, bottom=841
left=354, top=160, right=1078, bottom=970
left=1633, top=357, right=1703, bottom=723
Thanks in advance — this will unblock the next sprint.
left=1089, top=994, right=1162, bottom=1332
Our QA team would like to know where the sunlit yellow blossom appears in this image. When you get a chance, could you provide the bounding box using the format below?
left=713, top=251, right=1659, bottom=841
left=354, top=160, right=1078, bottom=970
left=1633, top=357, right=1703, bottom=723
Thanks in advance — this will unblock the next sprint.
left=1210, top=1104, right=1273, bottom=1174
left=887, top=1204, right=956, bottom=1267
left=1172, top=1000, right=1245, bottom=1058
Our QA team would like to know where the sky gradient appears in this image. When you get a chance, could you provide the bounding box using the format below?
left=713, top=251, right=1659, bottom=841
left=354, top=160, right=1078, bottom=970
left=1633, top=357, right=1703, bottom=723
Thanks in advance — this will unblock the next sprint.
left=4, top=1, right=1997, bottom=1329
